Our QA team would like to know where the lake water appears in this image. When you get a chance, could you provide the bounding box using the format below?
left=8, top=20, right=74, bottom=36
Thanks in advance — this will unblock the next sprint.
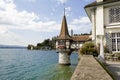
left=0, top=49, right=78, bottom=80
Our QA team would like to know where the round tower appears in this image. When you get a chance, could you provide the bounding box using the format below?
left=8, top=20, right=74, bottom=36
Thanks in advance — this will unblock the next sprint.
left=56, top=15, right=72, bottom=65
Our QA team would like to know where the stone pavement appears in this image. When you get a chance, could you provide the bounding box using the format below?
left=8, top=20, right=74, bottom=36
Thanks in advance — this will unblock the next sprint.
left=71, top=55, right=113, bottom=80
left=106, top=61, right=120, bottom=80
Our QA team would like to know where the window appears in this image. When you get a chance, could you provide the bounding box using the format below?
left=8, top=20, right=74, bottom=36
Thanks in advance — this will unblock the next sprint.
left=112, top=33, right=115, bottom=37
left=117, top=33, right=120, bottom=37
left=58, top=40, right=65, bottom=45
left=109, top=6, right=120, bottom=23
left=112, top=33, right=120, bottom=51
left=117, top=39, right=120, bottom=51
left=112, top=39, right=116, bottom=51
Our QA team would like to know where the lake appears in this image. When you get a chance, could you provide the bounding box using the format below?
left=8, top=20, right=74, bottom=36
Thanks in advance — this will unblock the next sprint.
left=0, top=49, right=78, bottom=80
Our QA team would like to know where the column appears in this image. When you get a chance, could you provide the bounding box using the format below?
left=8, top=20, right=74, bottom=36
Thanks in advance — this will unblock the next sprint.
left=91, top=9, right=96, bottom=42
left=98, top=35, right=105, bottom=62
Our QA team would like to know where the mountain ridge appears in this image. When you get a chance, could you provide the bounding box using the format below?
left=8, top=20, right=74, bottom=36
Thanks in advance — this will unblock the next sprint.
left=0, top=44, right=26, bottom=49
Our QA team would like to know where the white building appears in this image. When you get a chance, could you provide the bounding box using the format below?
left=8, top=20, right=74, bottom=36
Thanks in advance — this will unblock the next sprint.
left=71, top=35, right=91, bottom=49
left=85, top=0, right=120, bottom=54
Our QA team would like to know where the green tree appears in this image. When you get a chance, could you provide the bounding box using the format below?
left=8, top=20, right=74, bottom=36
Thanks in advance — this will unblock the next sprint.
left=80, top=42, right=98, bottom=57
left=27, top=44, right=35, bottom=50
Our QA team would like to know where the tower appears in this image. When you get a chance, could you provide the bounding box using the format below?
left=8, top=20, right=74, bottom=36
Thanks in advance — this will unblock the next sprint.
left=71, top=29, right=73, bottom=36
left=56, top=14, right=72, bottom=65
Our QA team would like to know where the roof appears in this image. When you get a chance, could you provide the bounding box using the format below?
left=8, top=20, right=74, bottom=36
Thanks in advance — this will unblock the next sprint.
left=85, top=0, right=119, bottom=8
left=72, top=35, right=91, bottom=42
left=57, top=15, right=71, bottom=40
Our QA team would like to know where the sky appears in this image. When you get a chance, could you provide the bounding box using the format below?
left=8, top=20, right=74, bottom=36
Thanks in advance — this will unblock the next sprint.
left=0, top=0, right=95, bottom=46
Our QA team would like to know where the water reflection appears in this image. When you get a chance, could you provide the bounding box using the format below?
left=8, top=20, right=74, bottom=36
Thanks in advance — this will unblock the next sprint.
left=49, top=64, right=77, bottom=80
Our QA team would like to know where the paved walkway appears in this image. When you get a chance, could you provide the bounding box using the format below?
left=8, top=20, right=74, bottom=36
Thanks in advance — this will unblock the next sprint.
left=106, top=61, right=120, bottom=80
left=71, top=55, right=112, bottom=80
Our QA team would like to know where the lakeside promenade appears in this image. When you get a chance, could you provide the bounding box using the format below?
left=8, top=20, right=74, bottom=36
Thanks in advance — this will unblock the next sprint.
left=71, top=55, right=113, bottom=80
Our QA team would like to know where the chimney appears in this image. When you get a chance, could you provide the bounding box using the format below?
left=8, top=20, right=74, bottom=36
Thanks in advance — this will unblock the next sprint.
left=96, top=0, right=103, bottom=2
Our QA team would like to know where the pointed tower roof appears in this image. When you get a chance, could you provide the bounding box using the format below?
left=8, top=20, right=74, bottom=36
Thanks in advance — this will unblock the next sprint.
left=57, top=15, right=71, bottom=40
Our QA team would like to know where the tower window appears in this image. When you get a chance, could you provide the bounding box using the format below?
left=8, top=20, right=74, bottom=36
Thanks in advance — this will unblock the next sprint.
left=109, top=6, right=120, bottom=23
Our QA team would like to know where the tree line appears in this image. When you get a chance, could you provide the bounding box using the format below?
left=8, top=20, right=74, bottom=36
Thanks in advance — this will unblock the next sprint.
left=27, top=36, right=57, bottom=50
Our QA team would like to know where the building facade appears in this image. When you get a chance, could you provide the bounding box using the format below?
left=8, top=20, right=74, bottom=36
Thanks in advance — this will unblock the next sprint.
left=85, top=0, right=120, bottom=53
left=71, top=35, right=91, bottom=49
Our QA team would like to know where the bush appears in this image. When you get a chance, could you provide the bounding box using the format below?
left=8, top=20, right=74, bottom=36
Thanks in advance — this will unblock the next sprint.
left=79, top=42, right=98, bottom=57
left=114, top=52, right=120, bottom=60
left=96, top=43, right=110, bottom=53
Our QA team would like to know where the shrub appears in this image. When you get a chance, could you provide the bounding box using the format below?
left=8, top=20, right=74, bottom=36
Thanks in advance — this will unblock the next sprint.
left=79, top=42, right=98, bottom=57
left=114, top=52, right=120, bottom=60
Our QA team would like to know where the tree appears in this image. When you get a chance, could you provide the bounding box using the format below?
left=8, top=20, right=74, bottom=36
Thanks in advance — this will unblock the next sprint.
left=80, top=42, right=98, bottom=57
left=27, top=44, right=35, bottom=50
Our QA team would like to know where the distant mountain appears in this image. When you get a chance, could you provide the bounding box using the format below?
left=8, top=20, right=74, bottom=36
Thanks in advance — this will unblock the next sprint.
left=0, top=44, right=26, bottom=49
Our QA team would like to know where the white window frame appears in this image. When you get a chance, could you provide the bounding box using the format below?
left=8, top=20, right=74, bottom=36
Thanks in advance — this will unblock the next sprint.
left=112, top=33, right=120, bottom=52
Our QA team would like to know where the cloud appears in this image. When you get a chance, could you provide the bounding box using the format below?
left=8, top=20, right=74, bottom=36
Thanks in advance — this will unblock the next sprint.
left=72, top=17, right=90, bottom=24
left=0, top=0, right=61, bottom=45
left=65, top=6, right=71, bottom=11
left=0, top=26, right=25, bottom=45
left=65, top=6, right=71, bottom=17
left=27, top=0, right=36, bottom=2
left=70, top=17, right=92, bottom=34
left=0, top=0, right=61, bottom=32
left=57, top=0, right=67, bottom=4
left=0, top=0, right=92, bottom=46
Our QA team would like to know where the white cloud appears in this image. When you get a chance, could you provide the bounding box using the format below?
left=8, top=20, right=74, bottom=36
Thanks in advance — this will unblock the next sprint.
left=27, top=0, right=36, bottom=2
left=65, top=6, right=71, bottom=11
left=0, top=0, right=61, bottom=32
left=0, top=27, right=25, bottom=45
left=70, top=17, right=92, bottom=34
left=0, top=0, right=62, bottom=45
left=57, top=0, right=67, bottom=4
left=64, top=6, right=71, bottom=17
left=72, top=17, right=90, bottom=24
left=0, top=0, right=92, bottom=46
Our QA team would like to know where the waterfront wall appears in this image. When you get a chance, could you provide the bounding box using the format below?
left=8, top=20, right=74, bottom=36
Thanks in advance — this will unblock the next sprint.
left=71, top=55, right=113, bottom=80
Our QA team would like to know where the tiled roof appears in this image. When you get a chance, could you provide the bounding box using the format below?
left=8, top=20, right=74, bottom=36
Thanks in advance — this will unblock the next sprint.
left=57, top=15, right=71, bottom=40
left=72, top=35, right=91, bottom=42
left=85, top=0, right=119, bottom=8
